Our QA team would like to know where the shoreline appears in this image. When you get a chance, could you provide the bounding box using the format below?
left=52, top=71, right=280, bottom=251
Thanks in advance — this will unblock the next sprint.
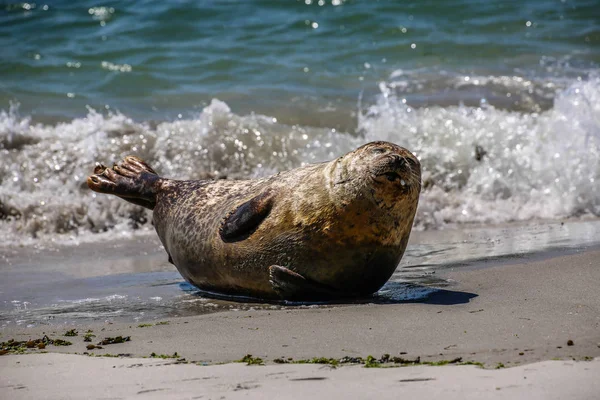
left=3, top=218, right=600, bottom=326
left=2, top=245, right=599, bottom=366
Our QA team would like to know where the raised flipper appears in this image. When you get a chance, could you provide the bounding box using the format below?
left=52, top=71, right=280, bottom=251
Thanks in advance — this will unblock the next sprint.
left=219, top=190, right=274, bottom=242
left=269, top=265, right=345, bottom=301
left=87, top=156, right=161, bottom=210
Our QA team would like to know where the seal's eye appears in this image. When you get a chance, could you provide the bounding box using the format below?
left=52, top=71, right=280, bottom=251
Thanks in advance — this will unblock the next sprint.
left=372, top=148, right=386, bottom=154
left=385, top=172, right=400, bottom=182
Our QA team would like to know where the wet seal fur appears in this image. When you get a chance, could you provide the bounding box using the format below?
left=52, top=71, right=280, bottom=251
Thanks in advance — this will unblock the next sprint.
left=87, top=141, right=421, bottom=301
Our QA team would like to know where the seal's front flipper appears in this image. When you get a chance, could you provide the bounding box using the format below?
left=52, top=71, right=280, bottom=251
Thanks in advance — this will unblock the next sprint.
left=219, top=190, right=274, bottom=242
left=269, top=265, right=342, bottom=301
left=87, top=156, right=161, bottom=210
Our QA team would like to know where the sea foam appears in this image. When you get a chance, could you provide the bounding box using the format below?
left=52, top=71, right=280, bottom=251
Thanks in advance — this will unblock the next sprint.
left=361, top=74, right=600, bottom=228
left=1, top=75, right=599, bottom=245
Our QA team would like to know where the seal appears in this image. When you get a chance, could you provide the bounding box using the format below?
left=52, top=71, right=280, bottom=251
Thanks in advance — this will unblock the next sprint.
left=87, top=141, right=421, bottom=300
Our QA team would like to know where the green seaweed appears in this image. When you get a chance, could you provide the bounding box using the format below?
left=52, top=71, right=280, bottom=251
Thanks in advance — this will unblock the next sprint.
left=138, top=321, right=169, bottom=328
left=390, top=356, right=421, bottom=365
left=339, top=356, right=365, bottom=364
left=297, top=357, right=340, bottom=366
left=91, top=353, right=130, bottom=358
left=235, top=353, right=487, bottom=369
left=238, top=354, right=264, bottom=365
left=458, top=361, right=485, bottom=368
left=364, top=355, right=382, bottom=368
left=64, top=329, right=78, bottom=337
left=421, top=357, right=464, bottom=366
left=0, top=335, right=72, bottom=355
left=83, top=332, right=96, bottom=342
left=52, top=338, right=72, bottom=346
left=150, top=352, right=180, bottom=359
left=98, top=336, right=131, bottom=345
left=311, top=357, right=339, bottom=366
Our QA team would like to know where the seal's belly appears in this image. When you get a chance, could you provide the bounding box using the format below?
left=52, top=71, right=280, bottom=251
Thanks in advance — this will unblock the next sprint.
left=154, top=198, right=406, bottom=298
left=87, top=141, right=420, bottom=300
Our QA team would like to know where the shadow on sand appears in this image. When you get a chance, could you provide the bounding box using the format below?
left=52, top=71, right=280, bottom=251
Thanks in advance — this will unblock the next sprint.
left=180, top=280, right=477, bottom=307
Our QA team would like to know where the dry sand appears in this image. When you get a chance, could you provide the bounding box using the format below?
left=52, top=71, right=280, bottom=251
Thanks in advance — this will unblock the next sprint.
left=2, top=353, right=599, bottom=400
left=2, top=247, right=600, bottom=399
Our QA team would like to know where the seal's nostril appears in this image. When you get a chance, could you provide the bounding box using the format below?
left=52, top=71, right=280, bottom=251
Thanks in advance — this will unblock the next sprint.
left=392, top=155, right=406, bottom=168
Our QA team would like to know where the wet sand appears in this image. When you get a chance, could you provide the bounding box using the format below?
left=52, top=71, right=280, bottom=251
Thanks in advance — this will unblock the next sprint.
left=3, top=219, right=600, bottom=325
left=2, top=246, right=600, bottom=399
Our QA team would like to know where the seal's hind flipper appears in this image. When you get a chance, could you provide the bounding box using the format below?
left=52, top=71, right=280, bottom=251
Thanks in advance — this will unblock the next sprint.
left=87, top=156, right=161, bottom=210
left=219, top=190, right=274, bottom=242
left=269, top=265, right=342, bottom=301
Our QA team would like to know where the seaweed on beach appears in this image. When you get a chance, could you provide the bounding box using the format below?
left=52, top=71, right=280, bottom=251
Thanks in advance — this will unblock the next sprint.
left=83, top=331, right=96, bottom=342
left=64, top=329, right=78, bottom=337
left=150, top=352, right=180, bottom=359
left=98, top=336, right=131, bottom=345
left=238, top=354, right=264, bottom=365
left=390, top=356, right=422, bottom=365
left=339, top=356, right=365, bottom=364
left=86, top=353, right=132, bottom=358
left=138, top=321, right=169, bottom=328
left=364, top=356, right=382, bottom=368
left=294, top=357, right=340, bottom=367
left=254, top=354, right=484, bottom=369
left=0, top=335, right=72, bottom=355
left=52, top=338, right=72, bottom=346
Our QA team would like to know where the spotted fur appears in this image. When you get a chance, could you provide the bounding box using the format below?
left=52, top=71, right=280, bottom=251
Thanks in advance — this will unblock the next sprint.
left=87, top=141, right=421, bottom=300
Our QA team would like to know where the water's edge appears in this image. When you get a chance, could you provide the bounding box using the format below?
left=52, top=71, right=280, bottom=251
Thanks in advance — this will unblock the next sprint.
left=2, top=219, right=599, bottom=327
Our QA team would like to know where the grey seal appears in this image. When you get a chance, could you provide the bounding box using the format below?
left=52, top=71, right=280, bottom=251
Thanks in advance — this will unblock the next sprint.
left=87, top=141, right=421, bottom=300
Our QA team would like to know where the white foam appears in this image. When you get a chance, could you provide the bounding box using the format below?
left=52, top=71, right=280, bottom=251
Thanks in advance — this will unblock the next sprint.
left=0, top=100, right=355, bottom=245
left=1, top=75, right=599, bottom=244
left=360, top=75, right=600, bottom=227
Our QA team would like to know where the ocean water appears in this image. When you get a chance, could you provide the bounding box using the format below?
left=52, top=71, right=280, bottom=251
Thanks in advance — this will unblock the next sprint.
left=1, top=1, right=600, bottom=324
left=1, top=0, right=599, bottom=244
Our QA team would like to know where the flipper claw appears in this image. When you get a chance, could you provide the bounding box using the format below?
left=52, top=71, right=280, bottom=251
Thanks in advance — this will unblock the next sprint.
left=87, top=156, right=160, bottom=210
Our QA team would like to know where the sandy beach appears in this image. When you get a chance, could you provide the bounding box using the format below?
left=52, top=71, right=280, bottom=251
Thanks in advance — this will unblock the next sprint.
left=2, top=354, right=599, bottom=400
left=2, top=1, right=599, bottom=398
left=2, top=244, right=599, bottom=399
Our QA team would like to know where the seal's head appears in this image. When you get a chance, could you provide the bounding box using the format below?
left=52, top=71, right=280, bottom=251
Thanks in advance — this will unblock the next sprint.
left=331, top=141, right=421, bottom=212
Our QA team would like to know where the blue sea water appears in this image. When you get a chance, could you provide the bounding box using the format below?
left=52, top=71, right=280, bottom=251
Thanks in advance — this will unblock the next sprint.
left=0, top=0, right=599, bottom=241
left=2, top=0, right=599, bottom=122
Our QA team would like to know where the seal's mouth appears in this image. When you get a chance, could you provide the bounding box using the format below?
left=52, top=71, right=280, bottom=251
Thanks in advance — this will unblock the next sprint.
left=373, top=170, right=411, bottom=188
left=379, top=171, right=405, bottom=184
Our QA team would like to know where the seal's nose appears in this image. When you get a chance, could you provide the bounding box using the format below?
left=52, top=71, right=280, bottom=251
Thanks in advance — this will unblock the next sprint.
left=391, top=155, right=406, bottom=169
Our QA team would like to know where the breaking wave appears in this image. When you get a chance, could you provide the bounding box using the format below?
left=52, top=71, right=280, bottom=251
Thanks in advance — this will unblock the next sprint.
left=1, top=74, right=599, bottom=244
